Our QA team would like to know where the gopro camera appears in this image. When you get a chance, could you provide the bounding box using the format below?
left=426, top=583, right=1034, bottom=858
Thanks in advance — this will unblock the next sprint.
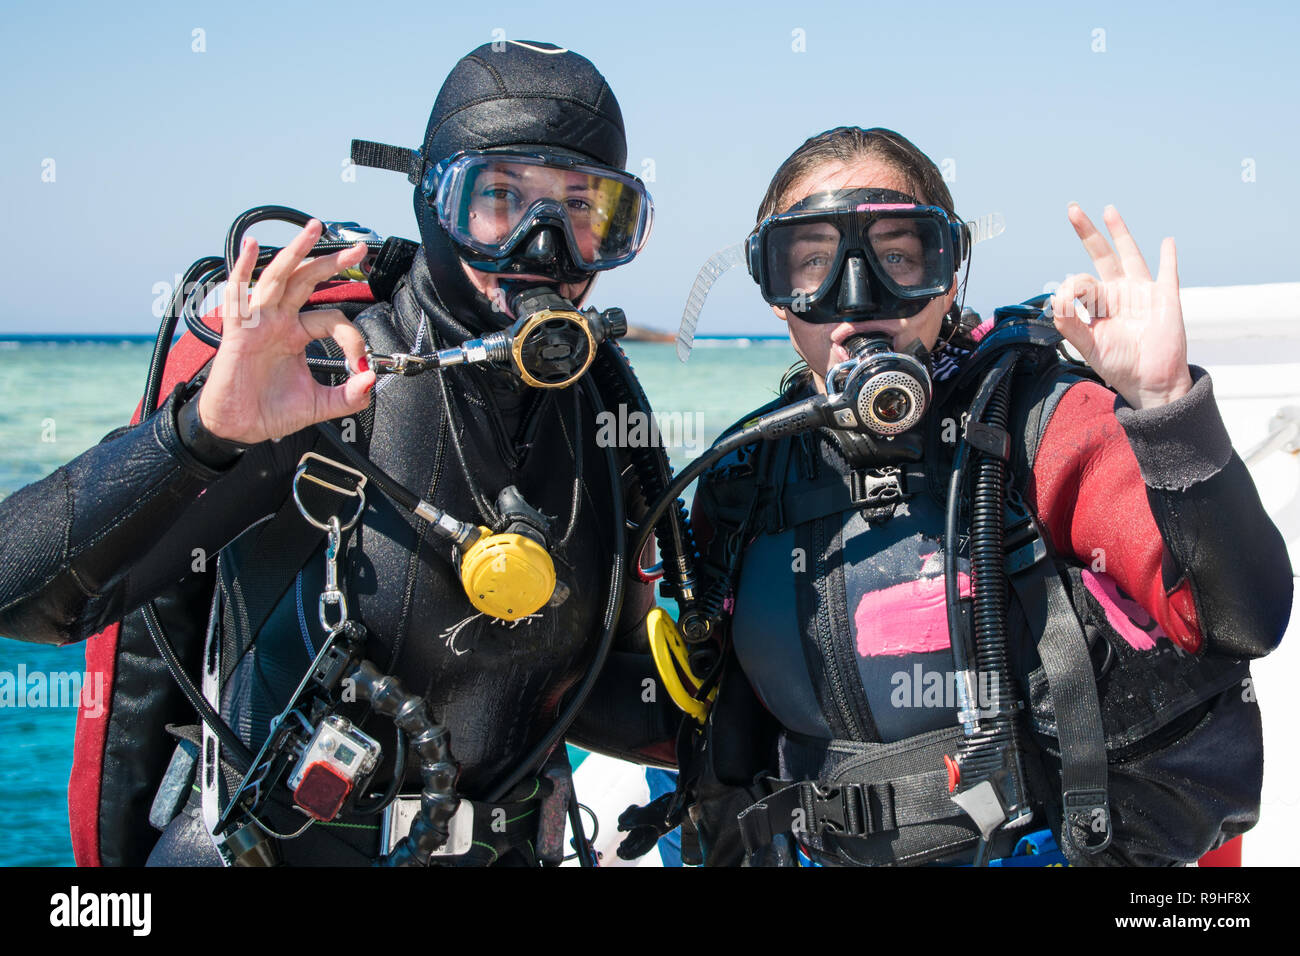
left=287, top=715, right=381, bottom=821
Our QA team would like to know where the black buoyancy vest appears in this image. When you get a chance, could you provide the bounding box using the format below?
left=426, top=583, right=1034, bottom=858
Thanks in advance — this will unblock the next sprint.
left=146, top=258, right=649, bottom=866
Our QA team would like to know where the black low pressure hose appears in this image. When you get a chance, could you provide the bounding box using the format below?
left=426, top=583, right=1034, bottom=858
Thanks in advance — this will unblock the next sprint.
left=143, top=255, right=225, bottom=413
left=945, top=352, right=1030, bottom=844
left=628, top=423, right=770, bottom=582
left=136, top=283, right=261, bottom=776
left=152, top=205, right=383, bottom=400
left=224, top=204, right=315, bottom=275
left=181, top=243, right=364, bottom=351
left=591, top=345, right=699, bottom=611
left=139, top=602, right=255, bottom=774
left=485, top=375, right=627, bottom=804
left=943, top=439, right=973, bottom=675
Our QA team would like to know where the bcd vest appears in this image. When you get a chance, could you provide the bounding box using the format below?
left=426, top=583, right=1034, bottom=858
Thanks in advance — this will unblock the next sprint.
left=691, top=337, right=1262, bottom=867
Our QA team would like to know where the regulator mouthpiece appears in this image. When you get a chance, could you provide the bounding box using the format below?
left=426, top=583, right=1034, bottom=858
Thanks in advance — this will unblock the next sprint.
left=828, top=332, right=932, bottom=436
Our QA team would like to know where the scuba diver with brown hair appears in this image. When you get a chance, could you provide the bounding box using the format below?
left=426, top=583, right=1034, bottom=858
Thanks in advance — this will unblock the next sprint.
left=0, top=40, right=683, bottom=867
left=621, top=126, right=1291, bottom=866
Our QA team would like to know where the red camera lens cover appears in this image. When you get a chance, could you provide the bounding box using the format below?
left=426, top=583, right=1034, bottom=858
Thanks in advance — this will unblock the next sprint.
left=293, top=762, right=353, bottom=821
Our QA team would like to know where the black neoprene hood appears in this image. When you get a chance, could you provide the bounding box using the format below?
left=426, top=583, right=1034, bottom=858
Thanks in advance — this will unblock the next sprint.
left=420, top=40, right=626, bottom=169
left=413, top=40, right=629, bottom=329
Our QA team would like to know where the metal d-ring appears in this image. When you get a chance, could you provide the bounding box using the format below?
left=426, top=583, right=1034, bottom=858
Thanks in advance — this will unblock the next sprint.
left=293, top=452, right=368, bottom=532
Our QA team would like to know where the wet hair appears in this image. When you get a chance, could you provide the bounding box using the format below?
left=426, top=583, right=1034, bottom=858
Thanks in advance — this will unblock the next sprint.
left=757, top=126, right=957, bottom=224
left=760, top=127, right=959, bottom=398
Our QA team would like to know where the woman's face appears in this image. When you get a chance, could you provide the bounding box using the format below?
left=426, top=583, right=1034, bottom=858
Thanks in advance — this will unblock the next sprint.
left=465, top=161, right=601, bottom=263
left=459, top=161, right=599, bottom=315
left=771, top=158, right=958, bottom=394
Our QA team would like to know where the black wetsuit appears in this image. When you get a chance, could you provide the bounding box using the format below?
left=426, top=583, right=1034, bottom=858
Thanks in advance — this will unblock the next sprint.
left=0, top=252, right=673, bottom=865
left=0, top=39, right=681, bottom=867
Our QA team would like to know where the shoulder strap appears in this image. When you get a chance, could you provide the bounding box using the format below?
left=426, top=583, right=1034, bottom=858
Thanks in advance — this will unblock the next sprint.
left=1007, top=540, right=1113, bottom=861
left=1009, top=355, right=1102, bottom=480
left=217, top=330, right=377, bottom=673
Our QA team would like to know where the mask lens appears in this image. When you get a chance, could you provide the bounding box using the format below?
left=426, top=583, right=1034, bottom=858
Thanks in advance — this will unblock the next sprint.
left=866, top=215, right=947, bottom=295
left=439, top=154, right=650, bottom=269
left=763, top=220, right=843, bottom=301
left=757, top=207, right=952, bottom=306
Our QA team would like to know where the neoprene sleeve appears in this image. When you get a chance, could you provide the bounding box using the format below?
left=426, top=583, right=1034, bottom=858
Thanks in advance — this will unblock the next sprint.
left=1030, top=366, right=1292, bottom=658
left=0, top=378, right=311, bottom=646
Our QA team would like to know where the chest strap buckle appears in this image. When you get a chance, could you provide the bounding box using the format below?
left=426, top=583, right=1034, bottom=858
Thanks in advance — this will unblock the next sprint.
left=849, top=467, right=904, bottom=506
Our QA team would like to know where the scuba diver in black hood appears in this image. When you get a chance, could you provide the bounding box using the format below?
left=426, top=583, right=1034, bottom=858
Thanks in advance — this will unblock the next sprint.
left=619, top=126, right=1291, bottom=867
left=0, top=40, right=680, bottom=866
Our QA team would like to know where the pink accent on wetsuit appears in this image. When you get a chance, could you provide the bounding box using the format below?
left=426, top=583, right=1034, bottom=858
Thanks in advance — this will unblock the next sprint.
left=1081, top=568, right=1164, bottom=651
left=855, top=571, right=971, bottom=657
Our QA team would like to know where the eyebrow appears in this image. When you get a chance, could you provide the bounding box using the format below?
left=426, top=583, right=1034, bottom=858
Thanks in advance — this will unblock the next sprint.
left=483, top=167, right=593, bottom=194
left=790, top=230, right=839, bottom=244
left=870, top=226, right=921, bottom=241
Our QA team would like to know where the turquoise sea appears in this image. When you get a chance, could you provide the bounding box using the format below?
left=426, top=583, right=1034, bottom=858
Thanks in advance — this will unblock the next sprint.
left=0, top=334, right=798, bottom=866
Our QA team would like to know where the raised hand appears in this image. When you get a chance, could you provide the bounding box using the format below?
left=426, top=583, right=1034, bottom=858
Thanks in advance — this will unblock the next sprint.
left=1050, top=204, right=1193, bottom=411
left=196, top=220, right=377, bottom=445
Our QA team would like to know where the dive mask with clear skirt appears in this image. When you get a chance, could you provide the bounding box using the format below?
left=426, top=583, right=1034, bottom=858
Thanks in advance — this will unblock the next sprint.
left=421, top=148, right=654, bottom=283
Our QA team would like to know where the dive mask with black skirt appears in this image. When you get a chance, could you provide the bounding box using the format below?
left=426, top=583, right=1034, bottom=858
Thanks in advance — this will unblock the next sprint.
left=676, top=190, right=1003, bottom=361
left=747, top=188, right=966, bottom=323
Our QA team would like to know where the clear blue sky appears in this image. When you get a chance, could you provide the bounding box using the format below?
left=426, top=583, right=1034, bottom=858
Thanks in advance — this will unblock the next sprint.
left=1, top=0, right=1296, bottom=335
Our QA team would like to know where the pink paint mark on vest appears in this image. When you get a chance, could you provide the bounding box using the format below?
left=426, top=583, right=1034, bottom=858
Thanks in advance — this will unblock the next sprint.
left=855, top=572, right=970, bottom=657
left=1080, top=568, right=1164, bottom=651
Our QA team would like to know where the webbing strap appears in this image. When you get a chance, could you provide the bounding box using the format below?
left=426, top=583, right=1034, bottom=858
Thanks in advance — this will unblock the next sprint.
left=1010, top=556, right=1112, bottom=857
left=737, top=769, right=963, bottom=855
left=766, top=462, right=929, bottom=532
left=351, top=139, right=423, bottom=184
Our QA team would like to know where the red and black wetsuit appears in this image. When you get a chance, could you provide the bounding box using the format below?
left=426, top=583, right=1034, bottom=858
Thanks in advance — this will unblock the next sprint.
left=690, top=352, right=1291, bottom=865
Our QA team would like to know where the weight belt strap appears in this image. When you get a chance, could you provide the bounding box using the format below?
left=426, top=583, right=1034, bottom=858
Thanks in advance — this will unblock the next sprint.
left=737, top=769, right=962, bottom=854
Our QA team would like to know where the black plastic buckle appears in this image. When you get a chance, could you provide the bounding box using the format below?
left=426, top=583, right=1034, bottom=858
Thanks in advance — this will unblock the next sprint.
left=1003, top=496, right=1048, bottom=576
left=1063, top=788, right=1113, bottom=854
left=849, top=468, right=903, bottom=506
left=965, top=420, right=1011, bottom=460
left=310, top=630, right=363, bottom=692
left=810, top=783, right=869, bottom=837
